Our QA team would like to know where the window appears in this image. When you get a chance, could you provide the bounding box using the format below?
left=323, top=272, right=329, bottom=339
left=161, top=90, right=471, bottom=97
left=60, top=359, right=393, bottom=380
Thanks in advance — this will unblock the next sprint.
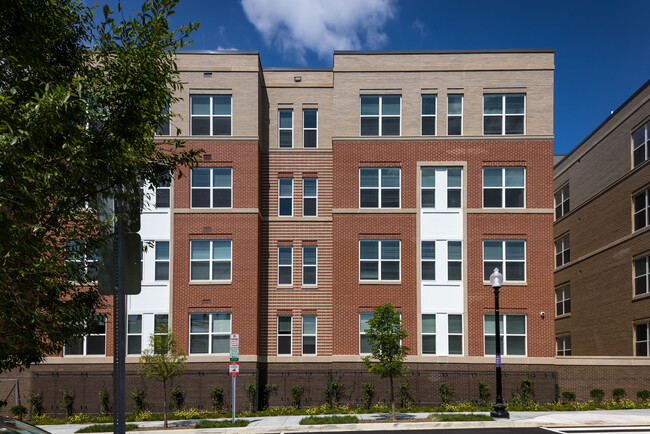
left=279, top=178, right=293, bottom=216
left=359, top=240, right=400, bottom=281
left=153, top=314, right=169, bottom=354
left=189, top=313, right=231, bottom=354
left=483, top=240, right=526, bottom=282
left=360, top=168, right=400, bottom=208
left=359, top=312, right=373, bottom=354
left=156, top=119, right=170, bottom=136
left=635, top=256, right=650, bottom=296
left=448, top=315, right=463, bottom=355
left=421, top=241, right=435, bottom=281
left=127, top=314, right=142, bottom=355
left=303, top=178, right=317, bottom=216
left=190, top=240, right=231, bottom=281
left=483, top=167, right=525, bottom=208
left=191, top=168, right=232, bottom=208
left=302, top=246, right=316, bottom=286
left=64, top=316, right=106, bottom=356
left=556, top=285, right=571, bottom=316
left=65, top=241, right=98, bottom=281
left=633, top=120, right=650, bottom=167
left=484, top=314, right=526, bottom=356
left=483, top=94, right=525, bottom=135
left=277, top=316, right=292, bottom=355
left=636, top=323, right=650, bottom=356
left=556, top=336, right=571, bottom=356
left=448, top=241, right=462, bottom=281
left=420, top=167, right=462, bottom=209
left=555, top=235, right=570, bottom=268
left=155, top=241, right=170, bottom=280
left=421, top=95, right=436, bottom=135
left=360, top=95, right=401, bottom=136
left=422, top=314, right=436, bottom=354
left=554, top=185, right=570, bottom=219
left=633, top=188, right=649, bottom=231
left=191, top=95, right=231, bottom=136
left=421, top=167, right=435, bottom=208
left=278, top=246, right=292, bottom=285
left=302, top=315, right=316, bottom=355
left=278, top=109, right=293, bottom=148
left=447, top=94, right=463, bottom=135
left=155, top=176, right=171, bottom=208
left=303, top=109, right=317, bottom=148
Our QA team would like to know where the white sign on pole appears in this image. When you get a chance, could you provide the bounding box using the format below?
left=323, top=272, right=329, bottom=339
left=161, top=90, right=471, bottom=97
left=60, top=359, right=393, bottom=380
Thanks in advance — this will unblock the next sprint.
left=230, top=334, right=240, bottom=348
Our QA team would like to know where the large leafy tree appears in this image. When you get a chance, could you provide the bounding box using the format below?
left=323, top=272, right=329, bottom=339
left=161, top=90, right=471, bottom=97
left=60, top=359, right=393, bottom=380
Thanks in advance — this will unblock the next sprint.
left=0, top=0, right=200, bottom=373
left=362, top=304, right=410, bottom=419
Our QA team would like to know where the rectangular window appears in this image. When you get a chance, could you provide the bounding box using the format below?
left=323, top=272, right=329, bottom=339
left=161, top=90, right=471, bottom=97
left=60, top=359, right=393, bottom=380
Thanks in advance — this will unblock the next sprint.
left=555, top=235, right=570, bottom=268
left=554, top=185, right=570, bottom=219
left=556, top=285, right=571, bottom=316
left=420, top=167, right=462, bottom=209
left=637, top=323, right=650, bottom=356
left=302, top=246, right=316, bottom=286
left=303, top=178, right=317, bottom=216
left=633, top=120, right=650, bottom=167
left=360, top=95, right=401, bottom=136
left=191, top=95, right=231, bottom=136
left=155, top=176, right=171, bottom=208
left=421, top=241, right=435, bottom=281
left=635, top=256, right=650, bottom=296
left=633, top=188, right=649, bottom=231
left=190, top=240, right=231, bottom=281
left=64, top=316, right=106, bottom=356
left=156, top=119, right=171, bottom=136
left=556, top=336, right=571, bottom=356
left=278, top=246, right=293, bottom=286
left=155, top=241, right=170, bottom=281
left=421, top=95, right=436, bottom=135
left=448, top=241, right=462, bottom=281
left=360, top=240, right=400, bottom=281
left=360, top=167, right=400, bottom=208
left=447, top=94, right=463, bottom=135
left=420, top=167, right=435, bottom=208
left=127, top=314, right=142, bottom=355
left=359, top=312, right=373, bottom=354
left=277, top=316, right=292, bottom=355
left=448, top=314, right=463, bottom=355
left=65, top=241, right=98, bottom=282
left=483, top=167, right=525, bottom=208
left=303, top=109, right=317, bottom=148
left=189, top=313, right=231, bottom=354
left=483, top=94, right=525, bottom=135
left=278, top=109, right=293, bottom=148
left=279, top=178, right=293, bottom=216
left=302, top=315, right=316, bottom=355
left=484, top=314, right=526, bottom=356
left=422, top=314, right=436, bottom=354
left=153, top=314, right=169, bottom=354
left=191, top=167, right=232, bottom=208
left=483, top=240, right=526, bottom=282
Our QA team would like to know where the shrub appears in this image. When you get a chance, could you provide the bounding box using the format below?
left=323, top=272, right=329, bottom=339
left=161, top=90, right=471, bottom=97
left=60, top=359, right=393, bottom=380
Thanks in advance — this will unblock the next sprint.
left=590, top=388, right=605, bottom=403
left=399, top=382, right=412, bottom=409
left=10, top=404, right=27, bottom=420
left=323, top=377, right=345, bottom=407
left=98, top=386, right=111, bottom=414
left=363, top=382, right=374, bottom=410
left=478, top=381, right=491, bottom=406
left=170, top=385, right=184, bottom=410
left=62, top=390, right=74, bottom=417
left=262, top=383, right=277, bottom=410
left=75, top=423, right=139, bottom=432
left=561, top=391, right=576, bottom=404
left=637, top=390, right=650, bottom=401
left=613, top=388, right=626, bottom=401
left=439, top=382, right=454, bottom=405
left=521, top=376, right=533, bottom=403
left=131, top=388, right=145, bottom=413
left=194, top=420, right=250, bottom=428
left=299, top=415, right=358, bottom=425
left=27, top=392, right=44, bottom=417
left=246, top=382, right=256, bottom=412
left=291, top=384, right=304, bottom=409
left=210, top=386, right=224, bottom=412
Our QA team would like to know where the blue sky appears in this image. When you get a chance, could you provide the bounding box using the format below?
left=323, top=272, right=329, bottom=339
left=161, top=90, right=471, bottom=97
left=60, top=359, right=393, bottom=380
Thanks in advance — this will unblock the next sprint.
left=110, top=0, right=650, bottom=154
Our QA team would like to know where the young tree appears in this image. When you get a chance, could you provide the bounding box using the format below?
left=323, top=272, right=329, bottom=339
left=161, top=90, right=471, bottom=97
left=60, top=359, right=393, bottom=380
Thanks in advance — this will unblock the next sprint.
left=0, top=0, right=200, bottom=373
left=138, top=329, right=186, bottom=428
left=362, top=304, right=410, bottom=420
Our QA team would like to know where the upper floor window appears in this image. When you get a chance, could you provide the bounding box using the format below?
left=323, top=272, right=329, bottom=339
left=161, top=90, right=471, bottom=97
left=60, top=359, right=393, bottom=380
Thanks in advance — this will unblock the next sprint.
left=303, top=109, right=317, bottom=148
left=483, top=240, right=526, bottom=282
left=360, top=240, right=400, bottom=281
left=421, top=241, right=435, bottom=281
left=633, top=120, right=650, bottom=167
left=302, top=246, right=317, bottom=286
left=156, top=119, right=171, bottom=136
left=447, top=241, right=462, bottom=281
left=303, top=178, right=317, bottom=216
left=636, top=322, right=650, bottom=356
left=154, top=241, right=170, bottom=281
left=279, top=178, right=293, bottom=216
left=633, top=188, right=649, bottom=231
left=277, top=316, right=292, bottom=355
left=360, top=168, right=400, bottom=208
left=420, top=167, right=462, bottom=209
left=554, top=184, right=570, bottom=219
left=279, top=109, right=293, bottom=148
left=64, top=315, right=106, bottom=356
left=421, top=95, right=436, bottom=135
left=483, top=94, right=525, bottom=135
left=191, top=168, right=232, bottom=208
left=483, top=167, right=525, bottom=208
left=189, top=313, right=230, bottom=354
left=360, top=95, right=400, bottom=136
left=302, top=315, right=316, bottom=355
left=556, top=336, right=571, bottom=356
left=484, top=314, right=526, bottom=356
left=447, top=94, right=463, bottom=135
left=278, top=246, right=292, bottom=286
left=635, top=255, right=649, bottom=296
left=191, top=95, right=231, bottom=136
left=190, top=240, right=231, bottom=281
left=556, top=284, right=571, bottom=316
left=555, top=235, right=570, bottom=268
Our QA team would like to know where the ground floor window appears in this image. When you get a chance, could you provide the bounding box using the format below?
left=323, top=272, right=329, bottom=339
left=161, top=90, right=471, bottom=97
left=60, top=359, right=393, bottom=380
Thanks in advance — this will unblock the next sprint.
left=556, top=335, right=571, bottom=356
left=484, top=314, right=526, bottom=356
left=636, top=323, right=650, bottom=356
left=64, top=316, right=106, bottom=356
left=189, top=313, right=231, bottom=354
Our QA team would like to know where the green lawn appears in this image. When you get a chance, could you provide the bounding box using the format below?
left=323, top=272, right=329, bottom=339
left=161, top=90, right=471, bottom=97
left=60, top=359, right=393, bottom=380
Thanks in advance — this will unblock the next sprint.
left=428, top=413, right=493, bottom=422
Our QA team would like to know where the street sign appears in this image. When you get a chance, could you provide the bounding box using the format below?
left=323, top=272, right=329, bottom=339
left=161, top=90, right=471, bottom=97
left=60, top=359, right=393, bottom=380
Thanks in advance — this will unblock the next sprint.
left=229, top=362, right=239, bottom=376
left=230, top=347, right=239, bottom=362
left=230, top=334, right=239, bottom=348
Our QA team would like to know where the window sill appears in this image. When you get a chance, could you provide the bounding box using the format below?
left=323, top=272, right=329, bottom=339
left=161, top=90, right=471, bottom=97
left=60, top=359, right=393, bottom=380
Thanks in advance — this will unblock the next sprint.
left=633, top=292, right=650, bottom=302
left=189, top=280, right=232, bottom=285
left=359, top=280, right=401, bottom=285
left=555, top=313, right=571, bottom=319
left=483, top=281, right=527, bottom=286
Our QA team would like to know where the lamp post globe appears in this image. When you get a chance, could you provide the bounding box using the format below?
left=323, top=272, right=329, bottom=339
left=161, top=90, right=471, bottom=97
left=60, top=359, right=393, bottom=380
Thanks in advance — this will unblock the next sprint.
left=490, top=267, right=509, bottom=419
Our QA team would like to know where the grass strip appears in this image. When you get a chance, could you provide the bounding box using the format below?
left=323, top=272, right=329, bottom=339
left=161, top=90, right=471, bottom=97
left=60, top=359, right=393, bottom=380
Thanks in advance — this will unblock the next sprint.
left=75, top=423, right=138, bottom=432
left=428, top=413, right=493, bottom=422
left=194, top=419, right=250, bottom=428
left=300, top=415, right=359, bottom=425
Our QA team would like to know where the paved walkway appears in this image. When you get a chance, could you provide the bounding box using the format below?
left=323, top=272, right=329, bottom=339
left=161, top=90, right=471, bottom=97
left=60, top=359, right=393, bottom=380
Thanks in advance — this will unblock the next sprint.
left=39, top=408, right=650, bottom=433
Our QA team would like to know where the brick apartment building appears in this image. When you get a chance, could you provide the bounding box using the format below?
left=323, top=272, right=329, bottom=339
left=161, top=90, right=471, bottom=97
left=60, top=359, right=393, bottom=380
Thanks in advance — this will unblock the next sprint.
left=554, top=80, right=650, bottom=357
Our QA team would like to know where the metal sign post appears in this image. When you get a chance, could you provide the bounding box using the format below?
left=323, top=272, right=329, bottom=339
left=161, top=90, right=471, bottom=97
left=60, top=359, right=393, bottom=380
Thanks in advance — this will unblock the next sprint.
left=229, top=334, right=240, bottom=424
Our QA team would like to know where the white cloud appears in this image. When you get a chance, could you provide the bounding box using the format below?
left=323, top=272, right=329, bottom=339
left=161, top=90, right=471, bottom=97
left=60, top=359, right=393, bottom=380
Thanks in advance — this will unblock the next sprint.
left=216, top=46, right=239, bottom=51
left=241, top=0, right=396, bottom=63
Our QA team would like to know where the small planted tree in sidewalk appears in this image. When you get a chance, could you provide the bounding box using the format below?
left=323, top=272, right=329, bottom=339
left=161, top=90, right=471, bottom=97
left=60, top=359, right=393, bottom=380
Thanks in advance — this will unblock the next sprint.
left=362, top=304, right=410, bottom=420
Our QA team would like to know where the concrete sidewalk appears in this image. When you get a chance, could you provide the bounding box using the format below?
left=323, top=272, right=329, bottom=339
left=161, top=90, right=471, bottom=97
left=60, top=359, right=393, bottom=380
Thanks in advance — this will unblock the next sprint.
left=39, top=408, right=650, bottom=433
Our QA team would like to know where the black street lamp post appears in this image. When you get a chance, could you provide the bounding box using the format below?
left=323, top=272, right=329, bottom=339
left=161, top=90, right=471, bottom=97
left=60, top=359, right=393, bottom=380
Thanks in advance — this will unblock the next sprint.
left=490, top=267, right=509, bottom=419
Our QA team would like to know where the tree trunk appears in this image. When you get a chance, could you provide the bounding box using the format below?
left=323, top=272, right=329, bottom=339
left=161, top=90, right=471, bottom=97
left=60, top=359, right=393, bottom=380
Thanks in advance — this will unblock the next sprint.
left=163, top=379, right=168, bottom=428
left=389, top=375, right=395, bottom=421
